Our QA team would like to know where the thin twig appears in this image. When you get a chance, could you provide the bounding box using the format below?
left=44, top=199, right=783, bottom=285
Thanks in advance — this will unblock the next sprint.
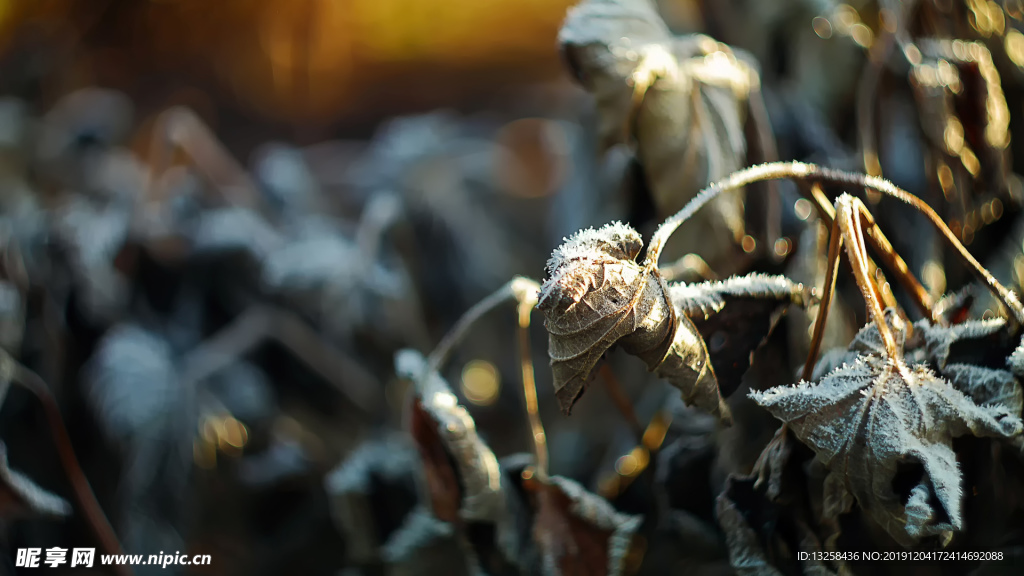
left=802, top=182, right=934, bottom=321
left=181, top=305, right=381, bottom=415
left=145, top=107, right=262, bottom=211
left=802, top=214, right=844, bottom=382
left=836, top=195, right=899, bottom=357
left=426, top=277, right=538, bottom=374
left=12, top=363, right=130, bottom=576
left=600, top=364, right=644, bottom=444
left=516, top=289, right=548, bottom=481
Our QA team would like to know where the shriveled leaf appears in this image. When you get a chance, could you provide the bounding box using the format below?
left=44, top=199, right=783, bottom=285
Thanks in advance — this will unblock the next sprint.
left=671, top=274, right=809, bottom=397
left=751, top=345, right=1022, bottom=545
left=559, top=0, right=757, bottom=255
left=538, top=222, right=805, bottom=420
left=395, top=349, right=505, bottom=525
left=523, top=473, right=642, bottom=576
left=83, top=324, right=193, bottom=560
left=0, top=441, right=71, bottom=519
left=559, top=0, right=671, bottom=150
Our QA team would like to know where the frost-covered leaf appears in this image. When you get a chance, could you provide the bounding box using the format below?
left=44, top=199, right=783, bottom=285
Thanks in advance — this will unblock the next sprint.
left=522, top=473, right=641, bottom=576
left=189, top=206, right=283, bottom=260
left=671, top=274, right=809, bottom=397
left=52, top=195, right=131, bottom=322
left=396, top=349, right=505, bottom=525
left=751, top=343, right=1022, bottom=545
left=538, top=222, right=805, bottom=420
left=84, top=324, right=193, bottom=560
left=0, top=441, right=71, bottom=519
left=559, top=0, right=757, bottom=254
left=814, top=313, right=1024, bottom=417
left=84, top=325, right=184, bottom=441
left=324, top=435, right=424, bottom=564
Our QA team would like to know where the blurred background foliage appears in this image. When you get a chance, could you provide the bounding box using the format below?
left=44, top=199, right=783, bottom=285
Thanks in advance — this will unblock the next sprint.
left=1, top=0, right=1023, bottom=574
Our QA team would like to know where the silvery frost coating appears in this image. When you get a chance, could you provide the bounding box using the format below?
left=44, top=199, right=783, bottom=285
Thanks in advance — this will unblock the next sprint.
left=532, top=474, right=642, bottom=576
left=751, top=314, right=1023, bottom=546
left=559, top=0, right=755, bottom=265
left=538, top=222, right=807, bottom=422
left=395, top=349, right=505, bottom=525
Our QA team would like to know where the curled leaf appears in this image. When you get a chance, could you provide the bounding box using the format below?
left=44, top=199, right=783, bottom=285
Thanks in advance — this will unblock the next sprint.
left=538, top=222, right=805, bottom=420
left=751, top=316, right=1023, bottom=545
left=560, top=0, right=758, bottom=255
left=396, top=349, right=504, bottom=524
left=522, top=472, right=641, bottom=576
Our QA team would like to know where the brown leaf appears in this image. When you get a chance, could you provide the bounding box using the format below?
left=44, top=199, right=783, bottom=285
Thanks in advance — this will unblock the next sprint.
left=559, top=0, right=757, bottom=254
left=396, top=349, right=505, bottom=525
left=538, top=223, right=806, bottom=420
left=523, top=473, right=641, bottom=576
left=751, top=315, right=1023, bottom=546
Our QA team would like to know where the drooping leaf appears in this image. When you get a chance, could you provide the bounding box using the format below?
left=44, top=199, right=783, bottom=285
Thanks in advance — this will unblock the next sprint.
left=671, top=274, right=809, bottom=398
left=751, top=316, right=1023, bottom=545
left=522, top=472, right=642, bottom=576
left=538, top=222, right=806, bottom=420
left=83, top=324, right=193, bottom=560
left=395, top=349, right=505, bottom=525
left=559, top=0, right=758, bottom=259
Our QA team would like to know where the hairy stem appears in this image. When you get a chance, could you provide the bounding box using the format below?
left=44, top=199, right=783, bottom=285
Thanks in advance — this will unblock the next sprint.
left=837, top=195, right=899, bottom=356
left=516, top=291, right=548, bottom=481
left=803, top=216, right=844, bottom=381
left=646, top=162, right=1022, bottom=323
left=426, top=277, right=539, bottom=375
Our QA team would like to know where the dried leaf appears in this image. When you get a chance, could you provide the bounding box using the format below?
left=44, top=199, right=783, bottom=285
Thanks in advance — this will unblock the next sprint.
left=672, top=274, right=809, bottom=398
left=538, top=222, right=805, bottom=419
left=559, top=0, right=757, bottom=253
left=0, top=441, right=71, bottom=519
left=395, top=349, right=505, bottom=525
left=751, top=316, right=1023, bottom=545
left=523, top=473, right=642, bottom=576
left=324, top=435, right=425, bottom=564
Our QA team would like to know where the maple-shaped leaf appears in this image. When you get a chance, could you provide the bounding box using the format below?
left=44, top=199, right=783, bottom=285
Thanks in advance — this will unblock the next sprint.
left=396, top=349, right=505, bottom=525
left=559, top=0, right=757, bottom=253
left=0, top=441, right=71, bottom=519
left=538, top=222, right=805, bottom=420
left=522, top=472, right=641, bottom=576
left=751, top=343, right=1022, bottom=545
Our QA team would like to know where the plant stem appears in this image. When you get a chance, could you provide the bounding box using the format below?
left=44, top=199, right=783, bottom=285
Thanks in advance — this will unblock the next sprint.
left=803, top=213, right=844, bottom=382
left=13, top=363, right=131, bottom=576
left=426, top=276, right=539, bottom=375
left=516, top=290, right=548, bottom=481
left=646, top=161, right=1023, bottom=324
